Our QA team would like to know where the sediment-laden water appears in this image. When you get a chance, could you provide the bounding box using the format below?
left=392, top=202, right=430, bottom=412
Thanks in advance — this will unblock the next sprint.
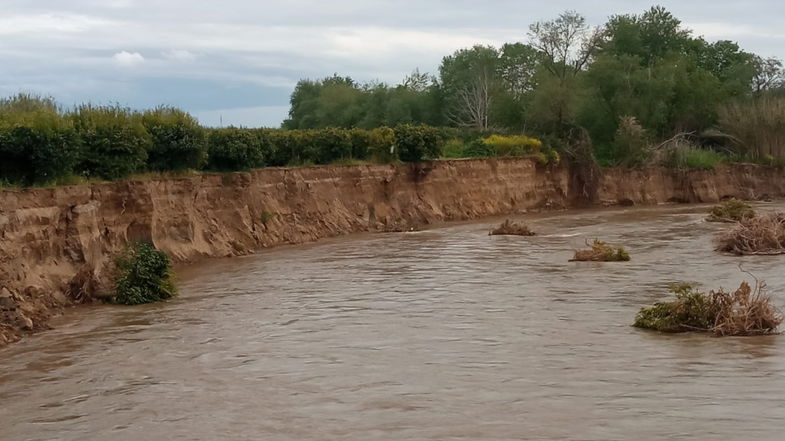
left=2, top=203, right=784, bottom=441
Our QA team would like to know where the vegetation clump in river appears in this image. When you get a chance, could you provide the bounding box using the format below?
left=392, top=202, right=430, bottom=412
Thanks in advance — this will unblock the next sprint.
left=112, top=242, right=177, bottom=305
left=634, top=282, right=783, bottom=336
left=489, top=219, right=536, bottom=236
left=715, top=212, right=785, bottom=255
left=570, top=239, right=630, bottom=262
left=706, top=199, right=756, bottom=223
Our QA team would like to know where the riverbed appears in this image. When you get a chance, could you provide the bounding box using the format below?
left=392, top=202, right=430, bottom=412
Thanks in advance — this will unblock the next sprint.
left=2, top=203, right=784, bottom=440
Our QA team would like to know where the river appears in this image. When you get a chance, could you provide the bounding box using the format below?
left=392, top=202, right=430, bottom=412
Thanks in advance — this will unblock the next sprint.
left=2, top=203, right=785, bottom=440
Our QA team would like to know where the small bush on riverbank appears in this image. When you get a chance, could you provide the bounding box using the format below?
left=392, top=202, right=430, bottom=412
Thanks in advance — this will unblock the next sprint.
left=571, top=239, right=630, bottom=261
left=715, top=212, right=785, bottom=255
left=489, top=219, right=535, bottom=236
left=707, top=199, right=756, bottom=223
left=113, top=242, right=176, bottom=305
left=634, top=282, right=783, bottom=335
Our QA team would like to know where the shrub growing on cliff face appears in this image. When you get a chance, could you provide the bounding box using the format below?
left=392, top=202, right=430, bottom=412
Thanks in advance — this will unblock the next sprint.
left=715, top=212, right=785, bottom=255
left=113, top=242, right=176, bottom=305
left=634, top=282, right=783, bottom=336
left=142, top=107, right=207, bottom=171
left=207, top=127, right=264, bottom=171
left=707, top=199, right=756, bottom=223
left=571, top=239, right=630, bottom=262
left=70, top=104, right=151, bottom=180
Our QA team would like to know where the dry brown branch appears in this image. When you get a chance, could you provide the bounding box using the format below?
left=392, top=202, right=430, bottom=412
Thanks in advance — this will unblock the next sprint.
left=489, top=219, right=535, bottom=236
left=715, top=212, right=785, bottom=255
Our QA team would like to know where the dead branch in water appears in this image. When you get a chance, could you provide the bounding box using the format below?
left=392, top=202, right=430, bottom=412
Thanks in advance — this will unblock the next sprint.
left=489, top=219, right=535, bottom=236
left=570, top=239, right=630, bottom=262
left=715, top=212, right=785, bottom=255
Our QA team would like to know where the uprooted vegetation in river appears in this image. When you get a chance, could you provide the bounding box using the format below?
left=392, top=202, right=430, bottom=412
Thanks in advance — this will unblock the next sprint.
left=112, top=242, right=177, bottom=305
left=634, top=281, right=783, bottom=336
left=489, top=219, right=536, bottom=236
left=715, top=212, right=785, bottom=255
left=706, top=199, right=756, bottom=223
left=570, top=239, right=630, bottom=262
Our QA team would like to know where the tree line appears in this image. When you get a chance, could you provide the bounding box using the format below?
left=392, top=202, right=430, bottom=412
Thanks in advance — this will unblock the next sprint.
left=284, top=6, right=785, bottom=165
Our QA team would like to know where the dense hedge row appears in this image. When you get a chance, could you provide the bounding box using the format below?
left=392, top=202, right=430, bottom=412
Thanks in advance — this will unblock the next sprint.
left=1, top=96, right=553, bottom=186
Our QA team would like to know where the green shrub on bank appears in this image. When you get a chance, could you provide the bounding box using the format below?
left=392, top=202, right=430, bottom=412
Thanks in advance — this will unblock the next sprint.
left=70, top=104, right=151, bottom=180
left=207, top=127, right=264, bottom=171
left=482, top=134, right=542, bottom=156
left=113, top=242, right=176, bottom=305
left=462, top=139, right=496, bottom=157
left=142, top=106, right=207, bottom=171
left=394, top=124, right=443, bottom=162
left=367, top=127, right=397, bottom=163
left=662, top=145, right=727, bottom=170
left=313, top=127, right=352, bottom=164
left=0, top=94, right=81, bottom=185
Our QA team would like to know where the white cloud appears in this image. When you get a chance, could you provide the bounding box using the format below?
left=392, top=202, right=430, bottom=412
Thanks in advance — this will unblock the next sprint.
left=112, top=51, right=145, bottom=66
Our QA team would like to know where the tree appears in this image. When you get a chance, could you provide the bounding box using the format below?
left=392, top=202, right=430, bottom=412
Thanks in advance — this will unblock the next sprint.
left=752, top=56, right=785, bottom=94
left=283, top=75, right=364, bottom=129
left=403, top=69, right=435, bottom=93
left=439, top=45, right=500, bottom=130
left=528, top=10, right=602, bottom=82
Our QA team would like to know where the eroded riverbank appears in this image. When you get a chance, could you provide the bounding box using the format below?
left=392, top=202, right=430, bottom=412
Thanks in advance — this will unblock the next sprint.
left=2, top=159, right=785, bottom=345
left=2, top=203, right=784, bottom=440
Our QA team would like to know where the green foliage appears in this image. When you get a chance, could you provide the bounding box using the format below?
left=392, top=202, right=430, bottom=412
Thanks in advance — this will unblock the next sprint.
left=635, top=282, right=783, bottom=335
left=707, top=199, right=756, bottom=223
left=482, top=134, right=542, bottom=156
left=462, top=139, right=496, bottom=157
left=313, top=127, right=352, bottom=164
left=142, top=106, right=207, bottom=171
left=70, top=104, right=151, bottom=180
left=0, top=94, right=82, bottom=185
left=607, top=116, right=651, bottom=167
left=366, top=127, right=397, bottom=163
left=662, top=144, right=727, bottom=170
left=441, top=139, right=466, bottom=158
left=206, top=127, right=264, bottom=171
left=634, top=284, right=716, bottom=332
left=393, top=124, right=443, bottom=162
left=571, top=239, right=631, bottom=262
left=113, top=242, right=176, bottom=305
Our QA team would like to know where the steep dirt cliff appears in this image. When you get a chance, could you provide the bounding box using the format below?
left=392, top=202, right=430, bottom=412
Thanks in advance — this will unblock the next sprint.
left=2, top=158, right=784, bottom=345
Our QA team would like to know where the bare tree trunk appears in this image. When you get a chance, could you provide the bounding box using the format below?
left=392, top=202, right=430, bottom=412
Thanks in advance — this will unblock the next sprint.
left=446, top=67, right=493, bottom=130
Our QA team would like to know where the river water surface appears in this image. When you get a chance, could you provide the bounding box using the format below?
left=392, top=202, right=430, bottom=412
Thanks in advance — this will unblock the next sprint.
left=2, top=203, right=785, bottom=441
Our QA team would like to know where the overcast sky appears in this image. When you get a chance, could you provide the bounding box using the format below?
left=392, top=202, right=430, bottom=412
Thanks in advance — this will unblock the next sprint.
left=2, top=1, right=783, bottom=127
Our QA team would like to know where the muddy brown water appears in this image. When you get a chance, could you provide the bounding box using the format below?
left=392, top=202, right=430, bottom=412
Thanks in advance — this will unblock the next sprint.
left=2, top=203, right=785, bottom=441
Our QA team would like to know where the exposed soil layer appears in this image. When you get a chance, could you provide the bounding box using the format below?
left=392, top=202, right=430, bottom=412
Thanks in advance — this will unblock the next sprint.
left=1, top=158, right=784, bottom=345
